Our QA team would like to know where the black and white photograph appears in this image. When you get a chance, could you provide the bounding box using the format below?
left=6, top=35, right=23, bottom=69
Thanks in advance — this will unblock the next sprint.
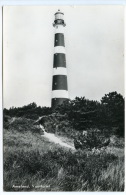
left=2, top=4, right=125, bottom=192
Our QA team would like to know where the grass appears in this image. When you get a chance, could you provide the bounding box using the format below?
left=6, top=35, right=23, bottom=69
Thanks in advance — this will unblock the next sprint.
left=3, top=117, right=125, bottom=191
left=97, top=158, right=124, bottom=191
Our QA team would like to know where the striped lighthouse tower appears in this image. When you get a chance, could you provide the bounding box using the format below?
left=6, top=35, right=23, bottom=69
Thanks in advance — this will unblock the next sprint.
left=51, top=10, right=69, bottom=108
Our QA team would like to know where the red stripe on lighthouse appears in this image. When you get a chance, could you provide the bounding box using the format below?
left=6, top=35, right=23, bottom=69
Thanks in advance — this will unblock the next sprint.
left=54, top=33, right=65, bottom=47
left=52, top=75, right=68, bottom=90
left=53, top=53, right=66, bottom=68
left=52, top=98, right=68, bottom=108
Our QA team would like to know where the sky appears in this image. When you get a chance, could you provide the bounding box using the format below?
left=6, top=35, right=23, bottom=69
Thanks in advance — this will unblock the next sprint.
left=3, top=5, right=124, bottom=108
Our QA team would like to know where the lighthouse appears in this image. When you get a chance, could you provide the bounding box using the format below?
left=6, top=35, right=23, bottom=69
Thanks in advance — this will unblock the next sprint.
left=51, top=10, right=69, bottom=109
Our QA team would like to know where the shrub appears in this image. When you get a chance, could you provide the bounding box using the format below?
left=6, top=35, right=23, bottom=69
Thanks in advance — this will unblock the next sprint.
left=74, top=130, right=110, bottom=150
left=4, top=117, right=42, bottom=134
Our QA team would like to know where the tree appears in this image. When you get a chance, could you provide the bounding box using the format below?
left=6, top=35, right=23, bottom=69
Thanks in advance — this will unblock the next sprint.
left=55, top=97, right=101, bottom=131
left=101, top=91, right=124, bottom=136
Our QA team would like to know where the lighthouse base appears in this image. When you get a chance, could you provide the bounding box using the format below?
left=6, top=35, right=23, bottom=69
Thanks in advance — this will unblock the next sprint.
left=51, top=98, right=69, bottom=109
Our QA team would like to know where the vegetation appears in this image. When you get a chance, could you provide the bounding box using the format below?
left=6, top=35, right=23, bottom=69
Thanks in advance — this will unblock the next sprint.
left=3, top=120, right=124, bottom=191
left=74, top=130, right=110, bottom=150
left=3, top=91, right=125, bottom=191
left=55, top=91, right=124, bottom=137
left=4, top=102, right=52, bottom=120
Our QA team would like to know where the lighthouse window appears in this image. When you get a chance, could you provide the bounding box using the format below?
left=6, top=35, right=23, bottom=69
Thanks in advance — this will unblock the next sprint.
left=55, top=13, right=63, bottom=20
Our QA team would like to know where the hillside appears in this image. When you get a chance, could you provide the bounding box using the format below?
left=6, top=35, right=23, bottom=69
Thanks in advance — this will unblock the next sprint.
left=3, top=116, right=124, bottom=191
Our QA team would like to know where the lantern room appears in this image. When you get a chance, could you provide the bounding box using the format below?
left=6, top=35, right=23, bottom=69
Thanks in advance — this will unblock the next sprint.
left=53, top=10, right=66, bottom=27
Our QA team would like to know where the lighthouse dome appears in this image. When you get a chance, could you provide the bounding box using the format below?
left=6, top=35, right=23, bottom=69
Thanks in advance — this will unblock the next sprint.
left=53, top=9, right=66, bottom=27
left=55, top=10, right=64, bottom=20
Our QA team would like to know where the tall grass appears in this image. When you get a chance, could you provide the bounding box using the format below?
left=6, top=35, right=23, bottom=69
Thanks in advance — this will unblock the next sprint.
left=4, top=140, right=124, bottom=191
left=3, top=117, right=124, bottom=191
left=96, top=158, right=124, bottom=191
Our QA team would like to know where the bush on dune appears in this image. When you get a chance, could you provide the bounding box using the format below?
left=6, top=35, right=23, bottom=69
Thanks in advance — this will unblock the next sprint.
left=3, top=117, right=42, bottom=134
left=74, top=129, right=110, bottom=150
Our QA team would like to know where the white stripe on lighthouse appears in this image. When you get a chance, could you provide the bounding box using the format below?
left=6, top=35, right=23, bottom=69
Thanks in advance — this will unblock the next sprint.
left=53, top=67, right=67, bottom=76
left=55, top=25, right=64, bottom=34
left=52, top=90, right=69, bottom=98
left=54, top=46, right=66, bottom=54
